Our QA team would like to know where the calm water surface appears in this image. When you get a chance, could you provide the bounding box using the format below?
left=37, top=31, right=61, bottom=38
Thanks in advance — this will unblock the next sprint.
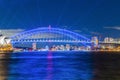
left=0, top=51, right=120, bottom=80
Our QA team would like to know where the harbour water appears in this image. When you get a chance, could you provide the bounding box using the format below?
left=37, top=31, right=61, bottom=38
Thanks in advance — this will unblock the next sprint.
left=0, top=51, right=120, bottom=80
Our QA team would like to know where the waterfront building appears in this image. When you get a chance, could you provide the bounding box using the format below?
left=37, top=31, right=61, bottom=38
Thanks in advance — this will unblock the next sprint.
left=91, top=36, right=99, bottom=49
left=104, top=37, right=114, bottom=43
left=114, top=38, right=120, bottom=43
left=0, top=35, right=13, bottom=53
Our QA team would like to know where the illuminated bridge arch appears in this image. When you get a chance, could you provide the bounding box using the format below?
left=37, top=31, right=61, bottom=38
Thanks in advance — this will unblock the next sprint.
left=11, top=27, right=91, bottom=44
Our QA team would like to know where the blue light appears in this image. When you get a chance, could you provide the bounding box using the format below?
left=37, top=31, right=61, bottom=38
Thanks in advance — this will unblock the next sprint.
left=11, top=27, right=91, bottom=44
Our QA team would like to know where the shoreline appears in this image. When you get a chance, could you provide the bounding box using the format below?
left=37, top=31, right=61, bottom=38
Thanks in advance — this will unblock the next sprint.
left=12, top=50, right=120, bottom=53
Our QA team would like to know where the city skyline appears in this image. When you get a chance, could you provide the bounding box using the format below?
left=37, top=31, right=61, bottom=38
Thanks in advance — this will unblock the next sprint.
left=0, top=0, right=120, bottom=38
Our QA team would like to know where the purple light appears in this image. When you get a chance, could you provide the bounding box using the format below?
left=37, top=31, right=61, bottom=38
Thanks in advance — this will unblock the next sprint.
left=46, top=51, right=53, bottom=80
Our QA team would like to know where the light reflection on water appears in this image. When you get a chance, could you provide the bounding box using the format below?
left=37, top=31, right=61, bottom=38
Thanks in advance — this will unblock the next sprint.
left=0, top=52, right=120, bottom=80
left=0, top=54, right=9, bottom=80
left=9, top=52, right=93, bottom=80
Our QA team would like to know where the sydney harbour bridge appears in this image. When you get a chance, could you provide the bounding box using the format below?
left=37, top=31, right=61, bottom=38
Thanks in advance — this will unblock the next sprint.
left=10, top=27, right=92, bottom=49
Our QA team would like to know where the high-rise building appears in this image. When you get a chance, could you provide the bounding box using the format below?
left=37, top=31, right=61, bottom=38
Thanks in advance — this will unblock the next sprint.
left=91, top=36, right=99, bottom=47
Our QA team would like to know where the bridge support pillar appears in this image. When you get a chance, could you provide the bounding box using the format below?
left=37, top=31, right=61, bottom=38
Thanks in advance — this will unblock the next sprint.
left=32, top=43, right=36, bottom=50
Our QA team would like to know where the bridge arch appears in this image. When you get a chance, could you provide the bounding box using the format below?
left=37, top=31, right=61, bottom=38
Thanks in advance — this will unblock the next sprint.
left=11, top=27, right=91, bottom=43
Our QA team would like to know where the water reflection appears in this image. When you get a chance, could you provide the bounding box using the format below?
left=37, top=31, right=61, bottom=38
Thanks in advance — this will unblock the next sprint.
left=93, top=53, right=120, bottom=80
left=46, top=51, right=53, bottom=80
left=8, top=52, right=93, bottom=80
left=1, top=52, right=120, bottom=80
left=51, top=52, right=93, bottom=80
left=0, top=54, right=10, bottom=80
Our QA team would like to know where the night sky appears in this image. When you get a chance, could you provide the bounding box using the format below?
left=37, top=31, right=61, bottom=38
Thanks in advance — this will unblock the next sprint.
left=0, top=0, right=120, bottom=38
